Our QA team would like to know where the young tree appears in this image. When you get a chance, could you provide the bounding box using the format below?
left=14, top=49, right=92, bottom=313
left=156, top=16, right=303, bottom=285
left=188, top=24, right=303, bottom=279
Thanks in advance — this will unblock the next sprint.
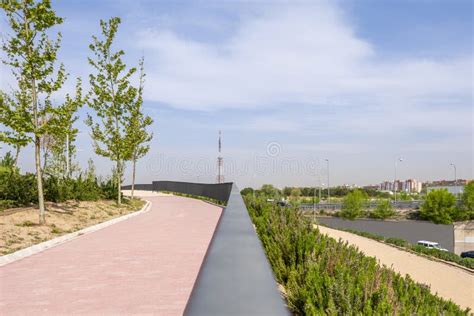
left=124, top=58, right=153, bottom=199
left=460, top=181, right=474, bottom=219
left=86, top=17, right=138, bottom=205
left=45, top=79, right=83, bottom=178
left=0, top=0, right=77, bottom=224
left=420, top=189, right=456, bottom=224
left=289, top=187, right=302, bottom=201
left=240, top=187, right=254, bottom=197
left=259, top=184, right=280, bottom=198
left=340, top=189, right=368, bottom=220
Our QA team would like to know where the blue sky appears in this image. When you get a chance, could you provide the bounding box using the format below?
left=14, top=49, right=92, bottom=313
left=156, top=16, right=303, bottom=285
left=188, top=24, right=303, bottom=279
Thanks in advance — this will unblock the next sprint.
left=1, top=0, right=472, bottom=188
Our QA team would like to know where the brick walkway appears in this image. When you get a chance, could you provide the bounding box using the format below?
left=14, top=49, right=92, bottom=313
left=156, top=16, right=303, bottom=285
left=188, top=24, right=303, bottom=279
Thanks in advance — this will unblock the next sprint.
left=0, top=196, right=222, bottom=315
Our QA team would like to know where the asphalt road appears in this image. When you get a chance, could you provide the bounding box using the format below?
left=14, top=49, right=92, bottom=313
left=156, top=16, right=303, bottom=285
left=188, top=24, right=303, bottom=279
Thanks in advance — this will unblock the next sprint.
left=317, top=217, right=454, bottom=251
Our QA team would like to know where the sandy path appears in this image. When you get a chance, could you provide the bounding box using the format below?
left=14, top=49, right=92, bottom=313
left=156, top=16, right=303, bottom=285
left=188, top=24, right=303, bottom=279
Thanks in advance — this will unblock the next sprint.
left=317, top=225, right=474, bottom=311
left=0, top=196, right=222, bottom=315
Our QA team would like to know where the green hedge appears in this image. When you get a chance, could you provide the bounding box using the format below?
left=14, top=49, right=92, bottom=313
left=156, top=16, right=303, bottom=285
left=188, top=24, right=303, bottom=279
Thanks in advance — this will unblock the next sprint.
left=0, top=168, right=120, bottom=210
left=244, top=195, right=469, bottom=315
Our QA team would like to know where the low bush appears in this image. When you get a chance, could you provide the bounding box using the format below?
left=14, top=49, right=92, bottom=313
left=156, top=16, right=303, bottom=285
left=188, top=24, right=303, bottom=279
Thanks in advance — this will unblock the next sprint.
left=0, top=168, right=37, bottom=209
left=44, top=175, right=115, bottom=203
left=370, top=199, right=396, bottom=219
left=344, top=229, right=385, bottom=241
left=245, top=195, right=468, bottom=315
left=0, top=166, right=120, bottom=209
left=385, top=237, right=409, bottom=247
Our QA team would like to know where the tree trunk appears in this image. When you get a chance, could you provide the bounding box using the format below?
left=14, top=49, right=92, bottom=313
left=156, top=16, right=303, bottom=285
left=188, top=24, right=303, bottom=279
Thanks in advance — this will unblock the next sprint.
left=14, top=145, right=20, bottom=167
left=131, top=157, right=136, bottom=200
left=24, top=3, right=45, bottom=225
left=117, top=159, right=121, bottom=205
left=35, top=136, right=46, bottom=224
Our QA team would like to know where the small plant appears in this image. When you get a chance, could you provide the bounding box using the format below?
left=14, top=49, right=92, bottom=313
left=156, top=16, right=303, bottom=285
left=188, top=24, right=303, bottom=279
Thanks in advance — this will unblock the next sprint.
left=51, top=227, right=62, bottom=234
left=17, top=220, right=35, bottom=227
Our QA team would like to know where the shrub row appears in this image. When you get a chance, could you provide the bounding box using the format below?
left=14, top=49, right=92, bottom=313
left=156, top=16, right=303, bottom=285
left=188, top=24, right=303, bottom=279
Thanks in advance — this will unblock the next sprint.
left=338, top=228, right=474, bottom=270
left=244, top=195, right=469, bottom=315
left=0, top=168, right=120, bottom=210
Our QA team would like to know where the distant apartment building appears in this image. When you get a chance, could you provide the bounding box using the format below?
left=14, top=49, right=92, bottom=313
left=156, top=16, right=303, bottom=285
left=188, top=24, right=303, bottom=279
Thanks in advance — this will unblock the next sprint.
left=404, top=179, right=423, bottom=193
left=379, top=179, right=422, bottom=193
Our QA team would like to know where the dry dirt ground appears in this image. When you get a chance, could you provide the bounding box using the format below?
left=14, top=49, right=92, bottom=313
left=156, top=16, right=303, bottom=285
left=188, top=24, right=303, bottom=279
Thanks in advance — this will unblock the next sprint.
left=317, top=225, right=474, bottom=311
left=0, top=199, right=145, bottom=256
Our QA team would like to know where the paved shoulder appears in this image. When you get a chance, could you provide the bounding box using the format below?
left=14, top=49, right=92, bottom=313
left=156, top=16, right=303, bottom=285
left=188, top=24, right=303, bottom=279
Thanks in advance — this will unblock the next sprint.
left=0, top=196, right=222, bottom=315
left=317, top=225, right=474, bottom=311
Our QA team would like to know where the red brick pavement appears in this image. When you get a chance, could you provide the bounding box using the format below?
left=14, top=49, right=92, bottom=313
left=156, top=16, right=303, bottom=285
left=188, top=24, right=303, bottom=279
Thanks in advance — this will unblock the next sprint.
left=0, top=196, right=223, bottom=315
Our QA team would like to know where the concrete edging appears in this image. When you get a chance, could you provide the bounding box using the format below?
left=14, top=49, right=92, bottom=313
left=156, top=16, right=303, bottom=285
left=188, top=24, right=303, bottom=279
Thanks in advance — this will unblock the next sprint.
left=0, top=200, right=152, bottom=267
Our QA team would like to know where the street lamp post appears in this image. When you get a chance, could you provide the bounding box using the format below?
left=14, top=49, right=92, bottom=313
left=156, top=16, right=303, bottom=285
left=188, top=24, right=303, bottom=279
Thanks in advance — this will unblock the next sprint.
left=325, top=159, right=330, bottom=204
left=319, top=175, right=322, bottom=203
left=394, top=157, right=403, bottom=202
left=313, top=179, right=316, bottom=219
left=450, top=163, right=457, bottom=186
left=450, top=163, right=457, bottom=196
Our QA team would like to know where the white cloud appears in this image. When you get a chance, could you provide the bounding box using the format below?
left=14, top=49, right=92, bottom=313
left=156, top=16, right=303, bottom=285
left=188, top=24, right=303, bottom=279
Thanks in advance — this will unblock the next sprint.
left=135, top=3, right=471, bottom=113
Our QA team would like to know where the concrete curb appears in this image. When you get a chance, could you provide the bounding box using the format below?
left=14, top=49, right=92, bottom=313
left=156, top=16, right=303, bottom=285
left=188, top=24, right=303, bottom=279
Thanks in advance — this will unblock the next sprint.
left=0, top=200, right=152, bottom=267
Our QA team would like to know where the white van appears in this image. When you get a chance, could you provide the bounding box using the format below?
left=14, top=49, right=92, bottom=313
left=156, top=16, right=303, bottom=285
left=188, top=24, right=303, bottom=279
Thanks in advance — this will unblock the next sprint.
left=417, top=240, right=448, bottom=251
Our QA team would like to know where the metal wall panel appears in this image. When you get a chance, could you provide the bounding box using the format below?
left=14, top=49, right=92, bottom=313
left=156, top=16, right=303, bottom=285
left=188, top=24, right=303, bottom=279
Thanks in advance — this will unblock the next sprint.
left=152, top=181, right=233, bottom=203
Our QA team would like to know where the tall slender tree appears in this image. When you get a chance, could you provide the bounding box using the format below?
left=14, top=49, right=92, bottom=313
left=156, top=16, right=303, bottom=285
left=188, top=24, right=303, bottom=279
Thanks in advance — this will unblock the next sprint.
left=86, top=17, right=138, bottom=205
left=125, top=58, right=153, bottom=199
left=45, top=79, right=83, bottom=178
left=0, top=0, right=79, bottom=224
